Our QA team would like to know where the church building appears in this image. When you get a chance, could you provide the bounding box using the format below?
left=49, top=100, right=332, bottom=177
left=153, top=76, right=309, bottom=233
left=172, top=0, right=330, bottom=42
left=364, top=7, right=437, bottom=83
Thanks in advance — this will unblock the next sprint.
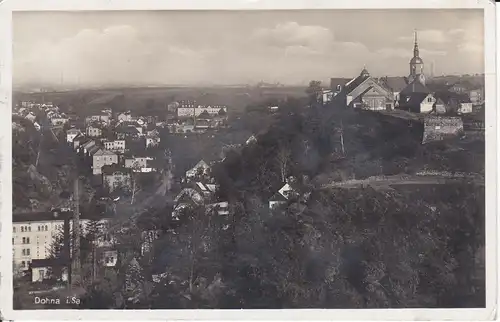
left=398, top=30, right=438, bottom=113
left=407, top=30, right=426, bottom=85
left=328, top=30, right=429, bottom=111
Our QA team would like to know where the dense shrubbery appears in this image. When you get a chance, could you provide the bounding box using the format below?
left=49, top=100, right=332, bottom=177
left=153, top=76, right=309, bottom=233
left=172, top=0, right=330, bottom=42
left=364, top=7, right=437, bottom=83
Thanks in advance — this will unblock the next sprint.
left=74, top=182, right=484, bottom=309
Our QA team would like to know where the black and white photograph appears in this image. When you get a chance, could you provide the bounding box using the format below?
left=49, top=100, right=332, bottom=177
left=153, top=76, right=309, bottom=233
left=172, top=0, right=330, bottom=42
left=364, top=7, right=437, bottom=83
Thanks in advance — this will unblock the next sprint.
left=2, top=0, right=497, bottom=320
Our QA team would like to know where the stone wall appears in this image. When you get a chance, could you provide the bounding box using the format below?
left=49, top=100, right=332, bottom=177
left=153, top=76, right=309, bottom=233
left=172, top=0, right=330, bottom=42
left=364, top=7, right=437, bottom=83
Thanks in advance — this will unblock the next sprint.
left=422, top=116, right=464, bottom=144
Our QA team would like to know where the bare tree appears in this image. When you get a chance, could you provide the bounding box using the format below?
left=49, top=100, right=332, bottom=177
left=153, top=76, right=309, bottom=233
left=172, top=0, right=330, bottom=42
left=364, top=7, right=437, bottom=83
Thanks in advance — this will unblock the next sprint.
left=339, top=119, right=346, bottom=156
left=275, top=146, right=291, bottom=183
left=130, top=161, right=142, bottom=205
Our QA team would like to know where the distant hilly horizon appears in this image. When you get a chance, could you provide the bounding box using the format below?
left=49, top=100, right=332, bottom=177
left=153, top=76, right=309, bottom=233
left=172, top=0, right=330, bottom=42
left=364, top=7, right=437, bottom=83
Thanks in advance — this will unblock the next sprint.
left=13, top=73, right=485, bottom=93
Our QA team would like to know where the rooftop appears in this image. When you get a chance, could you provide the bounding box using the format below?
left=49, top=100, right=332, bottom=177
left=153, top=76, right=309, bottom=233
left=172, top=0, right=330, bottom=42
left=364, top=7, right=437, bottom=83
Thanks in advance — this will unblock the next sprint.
left=94, top=149, right=117, bottom=157
left=31, top=258, right=69, bottom=268
left=378, top=76, right=408, bottom=92
left=13, top=209, right=114, bottom=223
left=400, top=79, right=431, bottom=95
left=13, top=210, right=72, bottom=223
left=102, top=164, right=132, bottom=175
left=434, top=91, right=472, bottom=104
left=406, top=92, right=431, bottom=107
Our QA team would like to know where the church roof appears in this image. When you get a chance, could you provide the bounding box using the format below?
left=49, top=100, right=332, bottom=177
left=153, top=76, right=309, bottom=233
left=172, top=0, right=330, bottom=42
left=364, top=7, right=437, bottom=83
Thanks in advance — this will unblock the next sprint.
left=345, top=74, right=370, bottom=95
left=379, top=76, right=408, bottom=92
left=400, top=79, right=431, bottom=95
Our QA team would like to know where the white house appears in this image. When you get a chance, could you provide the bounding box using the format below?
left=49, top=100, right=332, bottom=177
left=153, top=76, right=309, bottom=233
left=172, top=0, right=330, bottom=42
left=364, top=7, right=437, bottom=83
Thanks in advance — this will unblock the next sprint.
left=206, top=201, right=230, bottom=216
left=86, top=125, right=102, bottom=138
left=51, top=117, right=69, bottom=126
left=103, top=250, right=118, bottom=267
left=124, top=156, right=154, bottom=172
left=458, top=102, right=473, bottom=114
left=66, top=128, right=81, bottom=143
left=92, top=149, right=119, bottom=175
left=25, top=112, right=37, bottom=123
left=13, top=212, right=68, bottom=272
left=104, top=140, right=126, bottom=153
left=322, top=90, right=333, bottom=104
left=177, top=106, right=227, bottom=118
left=86, top=113, right=111, bottom=125
left=31, top=259, right=69, bottom=283
left=146, top=136, right=160, bottom=148
left=117, top=112, right=132, bottom=122
left=185, top=160, right=211, bottom=180
left=246, top=135, right=257, bottom=145
left=401, top=92, right=436, bottom=113
left=268, top=179, right=309, bottom=209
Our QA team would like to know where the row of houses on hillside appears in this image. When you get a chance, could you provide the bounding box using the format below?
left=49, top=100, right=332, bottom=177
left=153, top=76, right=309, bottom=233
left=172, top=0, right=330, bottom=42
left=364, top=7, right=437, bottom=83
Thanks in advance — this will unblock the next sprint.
left=70, top=118, right=161, bottom=151
left=71, top=134, right=160, bottom=192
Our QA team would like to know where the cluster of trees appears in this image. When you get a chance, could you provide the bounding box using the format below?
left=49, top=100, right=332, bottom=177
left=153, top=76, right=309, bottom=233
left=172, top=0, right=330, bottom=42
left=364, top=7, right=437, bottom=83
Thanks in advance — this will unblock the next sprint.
left=61, top=179, right=484, bottom=309
left=13, top=115, right=78, bottom=211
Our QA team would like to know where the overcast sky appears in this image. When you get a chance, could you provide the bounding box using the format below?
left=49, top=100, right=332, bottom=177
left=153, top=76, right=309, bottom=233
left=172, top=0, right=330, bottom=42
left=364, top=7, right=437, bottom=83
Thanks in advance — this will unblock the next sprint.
left=13, top=9, right=484, bottom=87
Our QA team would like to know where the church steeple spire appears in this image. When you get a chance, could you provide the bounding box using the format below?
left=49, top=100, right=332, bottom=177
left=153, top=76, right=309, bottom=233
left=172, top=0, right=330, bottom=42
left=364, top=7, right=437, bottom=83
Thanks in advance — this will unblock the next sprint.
left=413, top=29, right=419, bottom=58
left=408, top=28, right=425, bottom=85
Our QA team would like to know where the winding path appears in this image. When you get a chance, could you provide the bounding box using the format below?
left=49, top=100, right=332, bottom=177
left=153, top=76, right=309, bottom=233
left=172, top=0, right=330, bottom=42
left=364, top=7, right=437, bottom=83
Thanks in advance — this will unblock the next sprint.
left=321, top=173, right=484, bottom=190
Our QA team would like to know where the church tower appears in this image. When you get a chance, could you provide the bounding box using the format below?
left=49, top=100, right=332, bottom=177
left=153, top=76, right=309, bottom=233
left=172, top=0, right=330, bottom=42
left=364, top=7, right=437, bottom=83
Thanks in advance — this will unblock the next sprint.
left=408, top=29, right=425, bottom=85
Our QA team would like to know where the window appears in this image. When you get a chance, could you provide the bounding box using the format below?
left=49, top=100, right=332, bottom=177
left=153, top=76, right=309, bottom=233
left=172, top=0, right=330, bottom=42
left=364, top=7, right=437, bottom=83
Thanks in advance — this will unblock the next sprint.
left=21, top=261, right=25, bottom=268
left=13, top=227, right=16, bottom=233
left=26, top=249, right=30, bottom=255
left=26, top=237, right=30, bottom=244
left=12, top=238, right=14, bottom=244
left=28, top=226, right=31, bottom=232
left=45, top=225, right=48, bottom=231
left=22, top=249, right=25, bottom=256
left=38, top=226, right=40, bottom=231
left=22, top=237, right=26, bottom=244
left=427, top=97, right=432, bottom=103
left=21, top=227, right=24, bottom=233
